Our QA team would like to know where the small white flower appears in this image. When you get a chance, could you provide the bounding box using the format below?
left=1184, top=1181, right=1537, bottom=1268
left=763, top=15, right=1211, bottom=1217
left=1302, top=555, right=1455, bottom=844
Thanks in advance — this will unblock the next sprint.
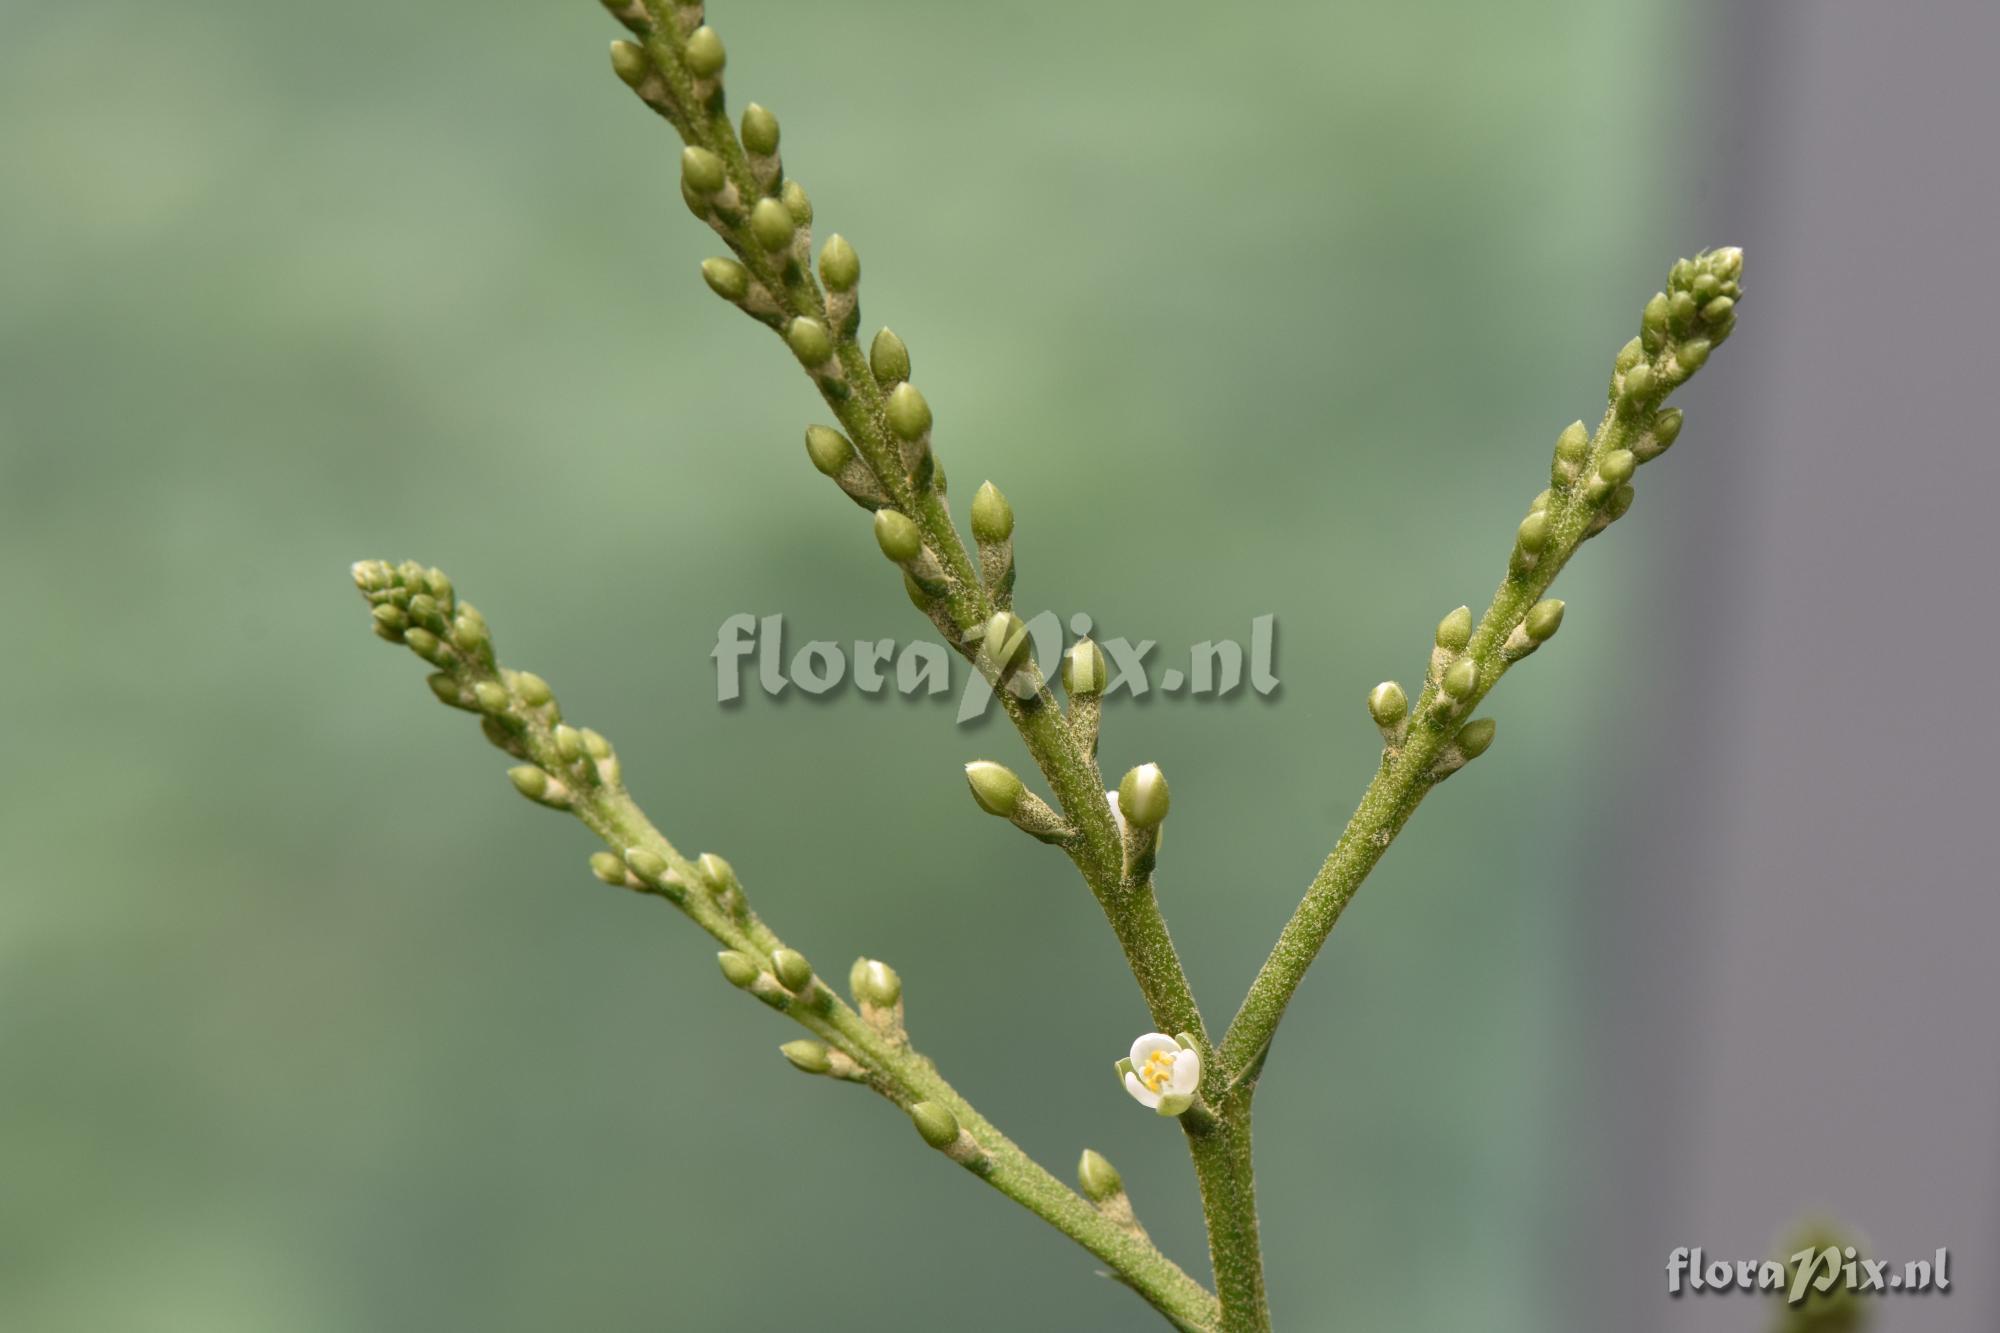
left=1118, top=1032, right=1199, bottom=1111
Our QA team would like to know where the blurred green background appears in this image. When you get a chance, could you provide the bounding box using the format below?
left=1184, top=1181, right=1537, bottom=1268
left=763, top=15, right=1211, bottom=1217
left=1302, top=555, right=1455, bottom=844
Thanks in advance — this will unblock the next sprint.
left=2, top=1, right=1706, bottom=1328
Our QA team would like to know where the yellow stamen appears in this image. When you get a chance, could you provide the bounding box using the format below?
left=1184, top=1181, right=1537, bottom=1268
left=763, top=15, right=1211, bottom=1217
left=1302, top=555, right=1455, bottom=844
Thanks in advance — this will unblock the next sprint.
left=1137, top=1049, right=1178, bottom=1094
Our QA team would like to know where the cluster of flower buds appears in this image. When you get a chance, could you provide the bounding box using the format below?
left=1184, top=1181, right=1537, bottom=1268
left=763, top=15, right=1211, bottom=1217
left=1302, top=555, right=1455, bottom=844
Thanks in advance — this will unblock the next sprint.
left=352, top=559, right=633, bottom=820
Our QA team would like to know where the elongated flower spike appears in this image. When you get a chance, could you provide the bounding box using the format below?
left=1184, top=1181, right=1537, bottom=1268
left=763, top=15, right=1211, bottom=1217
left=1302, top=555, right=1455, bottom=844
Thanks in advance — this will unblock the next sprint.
left=1117, top=1032, right=1201, bottom=1117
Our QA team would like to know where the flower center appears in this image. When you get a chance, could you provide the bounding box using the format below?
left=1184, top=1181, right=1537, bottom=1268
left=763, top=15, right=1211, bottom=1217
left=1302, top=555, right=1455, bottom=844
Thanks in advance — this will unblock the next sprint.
left=1137, top=1049, right=1178, bottom=1094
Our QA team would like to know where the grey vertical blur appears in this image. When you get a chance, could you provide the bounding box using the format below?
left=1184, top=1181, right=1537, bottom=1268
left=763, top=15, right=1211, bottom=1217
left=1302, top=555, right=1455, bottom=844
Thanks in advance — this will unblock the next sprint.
left=1580, top=2, right=2000, bottom=1330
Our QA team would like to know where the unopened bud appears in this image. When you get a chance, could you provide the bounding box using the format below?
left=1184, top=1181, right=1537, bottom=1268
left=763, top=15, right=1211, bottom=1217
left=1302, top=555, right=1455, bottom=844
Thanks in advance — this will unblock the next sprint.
left=717, top=951, right=759, bottom=988
left=1077, top=1149, right=1124, bottom=1203
left=886, top=382, right=932, bottom=440
left=749, top=197, right=794, bottom=252
left=781, top=179, right=811, bottom=227
left=608, top=40, right=647, bottom=88
left=1440, top=656, right=1478, bottom=701
left=1435, top=606, right=1473, bottom=652
left=852, top=958, right=902, bottom=1008
left=701, top=256, right=749, bottom=302
left=1367, top=680, right=1408, bottom=728
left=697, top=852, right=738, bottom=896
left=910, top=1101, right=960, bottom=1149
left=873, top=508, right=922, bottom=563
left=819, top=234, right=859, bottom=292
left=1062, top=639, right=1106, bottom=696
left=970, top=481, right=1014, bottom=543
left=1117, top=763, right=1171, bottom=829
left=805, top=425, right=853, bottom=476
left=964, top=760, right=1025, bottom=817
left=682, top=25, right=725, bottom=78
left=770, top=948, right=814, bottom=993
left=741, top=102, right=779, bottom=154
left=680, top=146, right=725, bottom=196
left=1524, top=598, right=1565, bottom=643
left=982, top=611, right=1031, bottom=674
left=1455, top=717, right=1497, bottom=759
left=780, top=1040, right=832, bottom=1074
left=785, top=316, right=833, bottom=367
left=1516, top=511, right=1550, bottom=554
left=625, top=848, right=669, bottom=883
left=869, top=328, right=910, bottom=385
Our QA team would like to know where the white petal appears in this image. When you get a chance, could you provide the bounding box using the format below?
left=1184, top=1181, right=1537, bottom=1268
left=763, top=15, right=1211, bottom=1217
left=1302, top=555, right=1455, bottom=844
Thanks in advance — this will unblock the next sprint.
left=1106, top=790, right=1128, bottom=841
left=1168, top=1051, right=1200, bottom=1095
left=1129, top=1032, right=1177, bottom=1067
left=1123, top=1071, right=1161, bottom=1109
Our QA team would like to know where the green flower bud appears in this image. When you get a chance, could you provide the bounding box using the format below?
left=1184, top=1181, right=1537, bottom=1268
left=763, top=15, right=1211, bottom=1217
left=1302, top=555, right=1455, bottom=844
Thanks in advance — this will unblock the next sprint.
left=740, top=102, right=780, bottom=156
left=886, top=382, right=932, bottom=440
left=473, top=681, right=510, bottom=714
left=1529, top=488, right=1552, bottom=513
left=1455, top=717, right=1497, bottom=760
left=1678, top=339, right=1712, bottom=372
left=1668, top=290, right=1697, bottom=329
left=697, top=852, right=738, bottom=895
left=402, top=626, right=442, bottom=662
left=1516, top=511, right=1550, bottom=554
left=909, top=1100, right=960, bottom=1149
left=873, top=508, right=922, bottom=562
left=1524, top=598, right=1565, bottom=643
left=1440, top=656, right=1478, bottom=701
left=682, top=25, right=725, bottom=78
left=608, top=40, right=647, bottom=88
left=1621, top=363, right=1655, bottom=401
left=1062, top=639, right=1106, bottom=696
left=1670, top=257, right=1696, bottom=290
left=781, top=180, right=812, bottom=226
left=970, top=481, right=1014, bottom=543
left=852, top=958, right=902, bottom=1008
left=625, top=848, right=669, bottom=883
left=680, top=146, right=726, bottom=197
left=780, top=1040, right=832, bottom=1074
left=450, top=608, right=487, bottom=652
left=580, top=728, right=612, bottom=760
left=771, top=948, right=813, bottom=993
left=508, top=765, right=551, bottom=802
left=786, top=316, right=833, bottom=367
left=901, top=570, right=930, bottom=612
left=1606, top=484, right=1636, bottom=522
left=1599, top=449, right=1636, bottom=486
left=1367, top=680, right=1408, bottom=728
left=1692, top=272, right=1720, bottom=302
left=702, top=257, right=749, bottom=302
left=1703, top=295, right=1734, bottom=324
left=1117, top=763, right=1171, bottom=830
left=869, top=327, right=910, bottom=385
left=371, top=603, right=409, bottom=641
left=1555, top=420, right=1590, bottom=467
left=514, top=672, right=553, bottom=707
left=982, top=611, right=1030, bottom=673
left=964, top=760, right=1025, bottom=817
left=1641, top=292, right=1671, bottom=349
left=588, top=851, right=627, bottom=885
left=717, top=951, right=759, bottom=988
left=426, top=672, right=463, bottom=706
left=1077, top=1149, right=1124, bottom=1203
left=1652, top=408, right=1684, bottom=449
left=1614, top=337, right=1644, bottom=374
left=804, top=425, right=853, bottom=476
left=1435, top=606, right=1473, bottom=652
left=819, top=234, right=859, bottom=292
left=749, top=197, right=795, bottom=252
